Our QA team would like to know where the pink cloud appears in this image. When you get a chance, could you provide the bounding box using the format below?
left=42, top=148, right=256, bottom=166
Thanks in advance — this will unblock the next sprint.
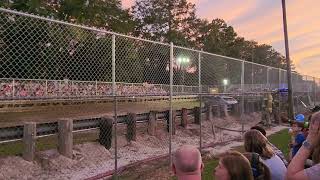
left=120, top=0, right=320, bottom=78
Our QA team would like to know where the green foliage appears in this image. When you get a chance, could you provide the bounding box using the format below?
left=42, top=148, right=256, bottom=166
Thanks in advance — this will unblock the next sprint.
left=132, top=0, right=199, bottom=47
left=0, top=0, right=294, bottom=83
left=1, top=0, right=136, bottom=34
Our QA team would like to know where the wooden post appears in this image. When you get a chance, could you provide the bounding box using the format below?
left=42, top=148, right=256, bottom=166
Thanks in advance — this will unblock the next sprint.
left=172, top=110, right=176, bottom=135
left=99, top=116, right=113, bottom=149
left=181, top=108, right=188, bottom=128
left=244, top=99, right=248, bottom=113
left=23, top=122, right=36, bottom=161
left=58, top=118, right=73, bottom=158
left=148, top=111, right=157, bottom=136
left=206, top=105, right=213, bottom=121
left=126, top=113, right=137, bottom=142
left=250, top=101, right=254, bottom=113
left=166, top=110, right=176, bottom=134
left=194, top=107, right=201, bottom=124
left=212, top=105, right=220, bottom=117
left=220, top=105, right=229, bottom=117
left=232, top=104, right=240, bottom=116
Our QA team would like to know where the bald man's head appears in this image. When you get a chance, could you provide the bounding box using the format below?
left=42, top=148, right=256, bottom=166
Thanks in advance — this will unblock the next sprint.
left=173, top=145, right=202, bottom=174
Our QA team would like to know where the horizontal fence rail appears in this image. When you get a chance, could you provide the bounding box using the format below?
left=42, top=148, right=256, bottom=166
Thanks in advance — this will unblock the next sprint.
left=0, top=107, right=204, bottom=142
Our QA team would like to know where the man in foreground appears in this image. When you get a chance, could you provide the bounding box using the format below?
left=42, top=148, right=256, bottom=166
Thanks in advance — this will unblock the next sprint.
left=172, top=145, right=204, bottom=180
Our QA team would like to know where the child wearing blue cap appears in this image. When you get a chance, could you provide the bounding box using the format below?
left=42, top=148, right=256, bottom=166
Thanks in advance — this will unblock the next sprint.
left=289, top=118, right=306, bottom=160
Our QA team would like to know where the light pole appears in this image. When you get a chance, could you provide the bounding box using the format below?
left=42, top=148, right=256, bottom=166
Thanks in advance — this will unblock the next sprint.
left=177, top=56, right=190, bottom=93
left=223, top=79, right=229, bottom=93
left=281, top=0, right=294, bottom=120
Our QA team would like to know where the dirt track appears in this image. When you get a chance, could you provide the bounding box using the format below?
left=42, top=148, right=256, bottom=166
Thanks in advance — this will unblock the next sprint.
left=0, top=100, right=199, bottom=127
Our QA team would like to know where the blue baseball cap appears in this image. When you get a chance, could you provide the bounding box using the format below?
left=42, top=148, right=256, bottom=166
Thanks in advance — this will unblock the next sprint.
left=295, top=114, right=305, bottom=122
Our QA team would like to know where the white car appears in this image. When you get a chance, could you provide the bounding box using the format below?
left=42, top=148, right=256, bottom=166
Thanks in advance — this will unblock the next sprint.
left=218, top=96, right=238, bottom=105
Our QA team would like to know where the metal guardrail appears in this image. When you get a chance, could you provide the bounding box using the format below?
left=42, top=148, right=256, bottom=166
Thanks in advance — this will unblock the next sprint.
left=0, top=107, right=203, bottom=143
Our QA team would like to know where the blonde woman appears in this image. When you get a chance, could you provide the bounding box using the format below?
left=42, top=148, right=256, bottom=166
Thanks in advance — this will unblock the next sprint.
left=244, top=130, right=287, bottom=180
left=214, top=151, right=254, bottom=180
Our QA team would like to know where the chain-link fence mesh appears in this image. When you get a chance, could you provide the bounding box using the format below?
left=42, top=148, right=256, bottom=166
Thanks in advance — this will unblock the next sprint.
left=0, top=8, right=320, bottom=179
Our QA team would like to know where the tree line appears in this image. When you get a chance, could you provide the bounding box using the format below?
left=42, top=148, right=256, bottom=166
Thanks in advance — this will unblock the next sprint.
left=0, top=0, right=300, bottom=86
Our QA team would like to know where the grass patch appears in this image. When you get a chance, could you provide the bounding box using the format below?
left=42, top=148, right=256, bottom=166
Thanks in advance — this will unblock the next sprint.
left=267, top=128, right=290, bottom=159
left=201, top=159, right=219, bottom=180
left=0, top=131, right=99, bottom=156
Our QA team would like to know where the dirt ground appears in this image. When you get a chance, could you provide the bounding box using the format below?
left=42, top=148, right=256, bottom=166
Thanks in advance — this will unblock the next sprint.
left=0, top=112, right=263, bottom=180
left=0, top=99, right=199, bottom=127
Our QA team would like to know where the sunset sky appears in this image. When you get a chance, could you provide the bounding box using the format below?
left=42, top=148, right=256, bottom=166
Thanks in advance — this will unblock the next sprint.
left=122, top=0, right=320, bottom=78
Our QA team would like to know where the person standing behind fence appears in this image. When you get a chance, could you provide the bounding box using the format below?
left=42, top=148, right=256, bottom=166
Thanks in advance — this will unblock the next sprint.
left=244, top=130, right=287, bottom=180
left=214, top=151, right=254, bottom=180
left=172, top=145, right=204, bottom=180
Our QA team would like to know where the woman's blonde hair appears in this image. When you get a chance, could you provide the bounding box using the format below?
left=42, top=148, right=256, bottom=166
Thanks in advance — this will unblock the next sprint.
left=243, top=152, right=271, bottom=180
left=220, top=151, right=254, bottom=180
left=244, top=130, right=274, bottom=159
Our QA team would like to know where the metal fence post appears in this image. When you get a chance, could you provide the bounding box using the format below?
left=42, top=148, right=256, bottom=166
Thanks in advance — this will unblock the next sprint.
left=12, top=79, right=15, bottom=98
left=241, top=61, right=245, bottom=134
left=314, top=77, right=317, bottom=106
left=278, top=68, right=281, bottom=116
left=267, top=67, right=270, bottom=90
left=198, top=51, right=202, bottom=150
left=45, top=80, right=48, bottom=96
left=112, top=34, right=118, bottom=179
left=59, top=80, right=61, bottom=96
left=95, top=80, right=98, bottom=96
left=169, top=42, right=174, bottom=166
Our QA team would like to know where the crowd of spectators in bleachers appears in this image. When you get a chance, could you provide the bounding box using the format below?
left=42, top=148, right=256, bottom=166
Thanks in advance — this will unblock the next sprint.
left=0, top=79, right=169, bottom=99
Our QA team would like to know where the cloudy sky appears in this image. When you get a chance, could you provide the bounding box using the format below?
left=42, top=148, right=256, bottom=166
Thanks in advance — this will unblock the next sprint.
left=122, top=0, right=320, bottom=78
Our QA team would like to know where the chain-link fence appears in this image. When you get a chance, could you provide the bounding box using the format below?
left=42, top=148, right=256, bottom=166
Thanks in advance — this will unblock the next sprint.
left=0, top=8, right=320, bottom=179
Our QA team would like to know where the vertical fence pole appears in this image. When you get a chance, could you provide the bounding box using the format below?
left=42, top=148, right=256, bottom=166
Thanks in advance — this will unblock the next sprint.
left=95, top=80, right=98, bottom=96
left=70, top=80, right=73, bottom=96
left=241, top=61, right=245, bottom=134
left=45, top=80, right=48, bottom=97
left=59, top=80, right=61, bottom=96
left=12, top=79, right=15, bottom=98
left=198, top=51, right=202, bottom=150
left=278, top=68, right=282, bottom=120
left=112, top=34, right=118, bottom=179
left=306, top=75, right=310, bottom=106
left=267, top=67, right=270, bottom=90
left=169, top=42, right=174, bottom=166
left=314, top=77, right=317, bottom=106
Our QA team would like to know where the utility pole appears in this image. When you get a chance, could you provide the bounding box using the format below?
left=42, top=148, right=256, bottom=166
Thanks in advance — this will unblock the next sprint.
left=281, top=0, right=294, bottom=120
